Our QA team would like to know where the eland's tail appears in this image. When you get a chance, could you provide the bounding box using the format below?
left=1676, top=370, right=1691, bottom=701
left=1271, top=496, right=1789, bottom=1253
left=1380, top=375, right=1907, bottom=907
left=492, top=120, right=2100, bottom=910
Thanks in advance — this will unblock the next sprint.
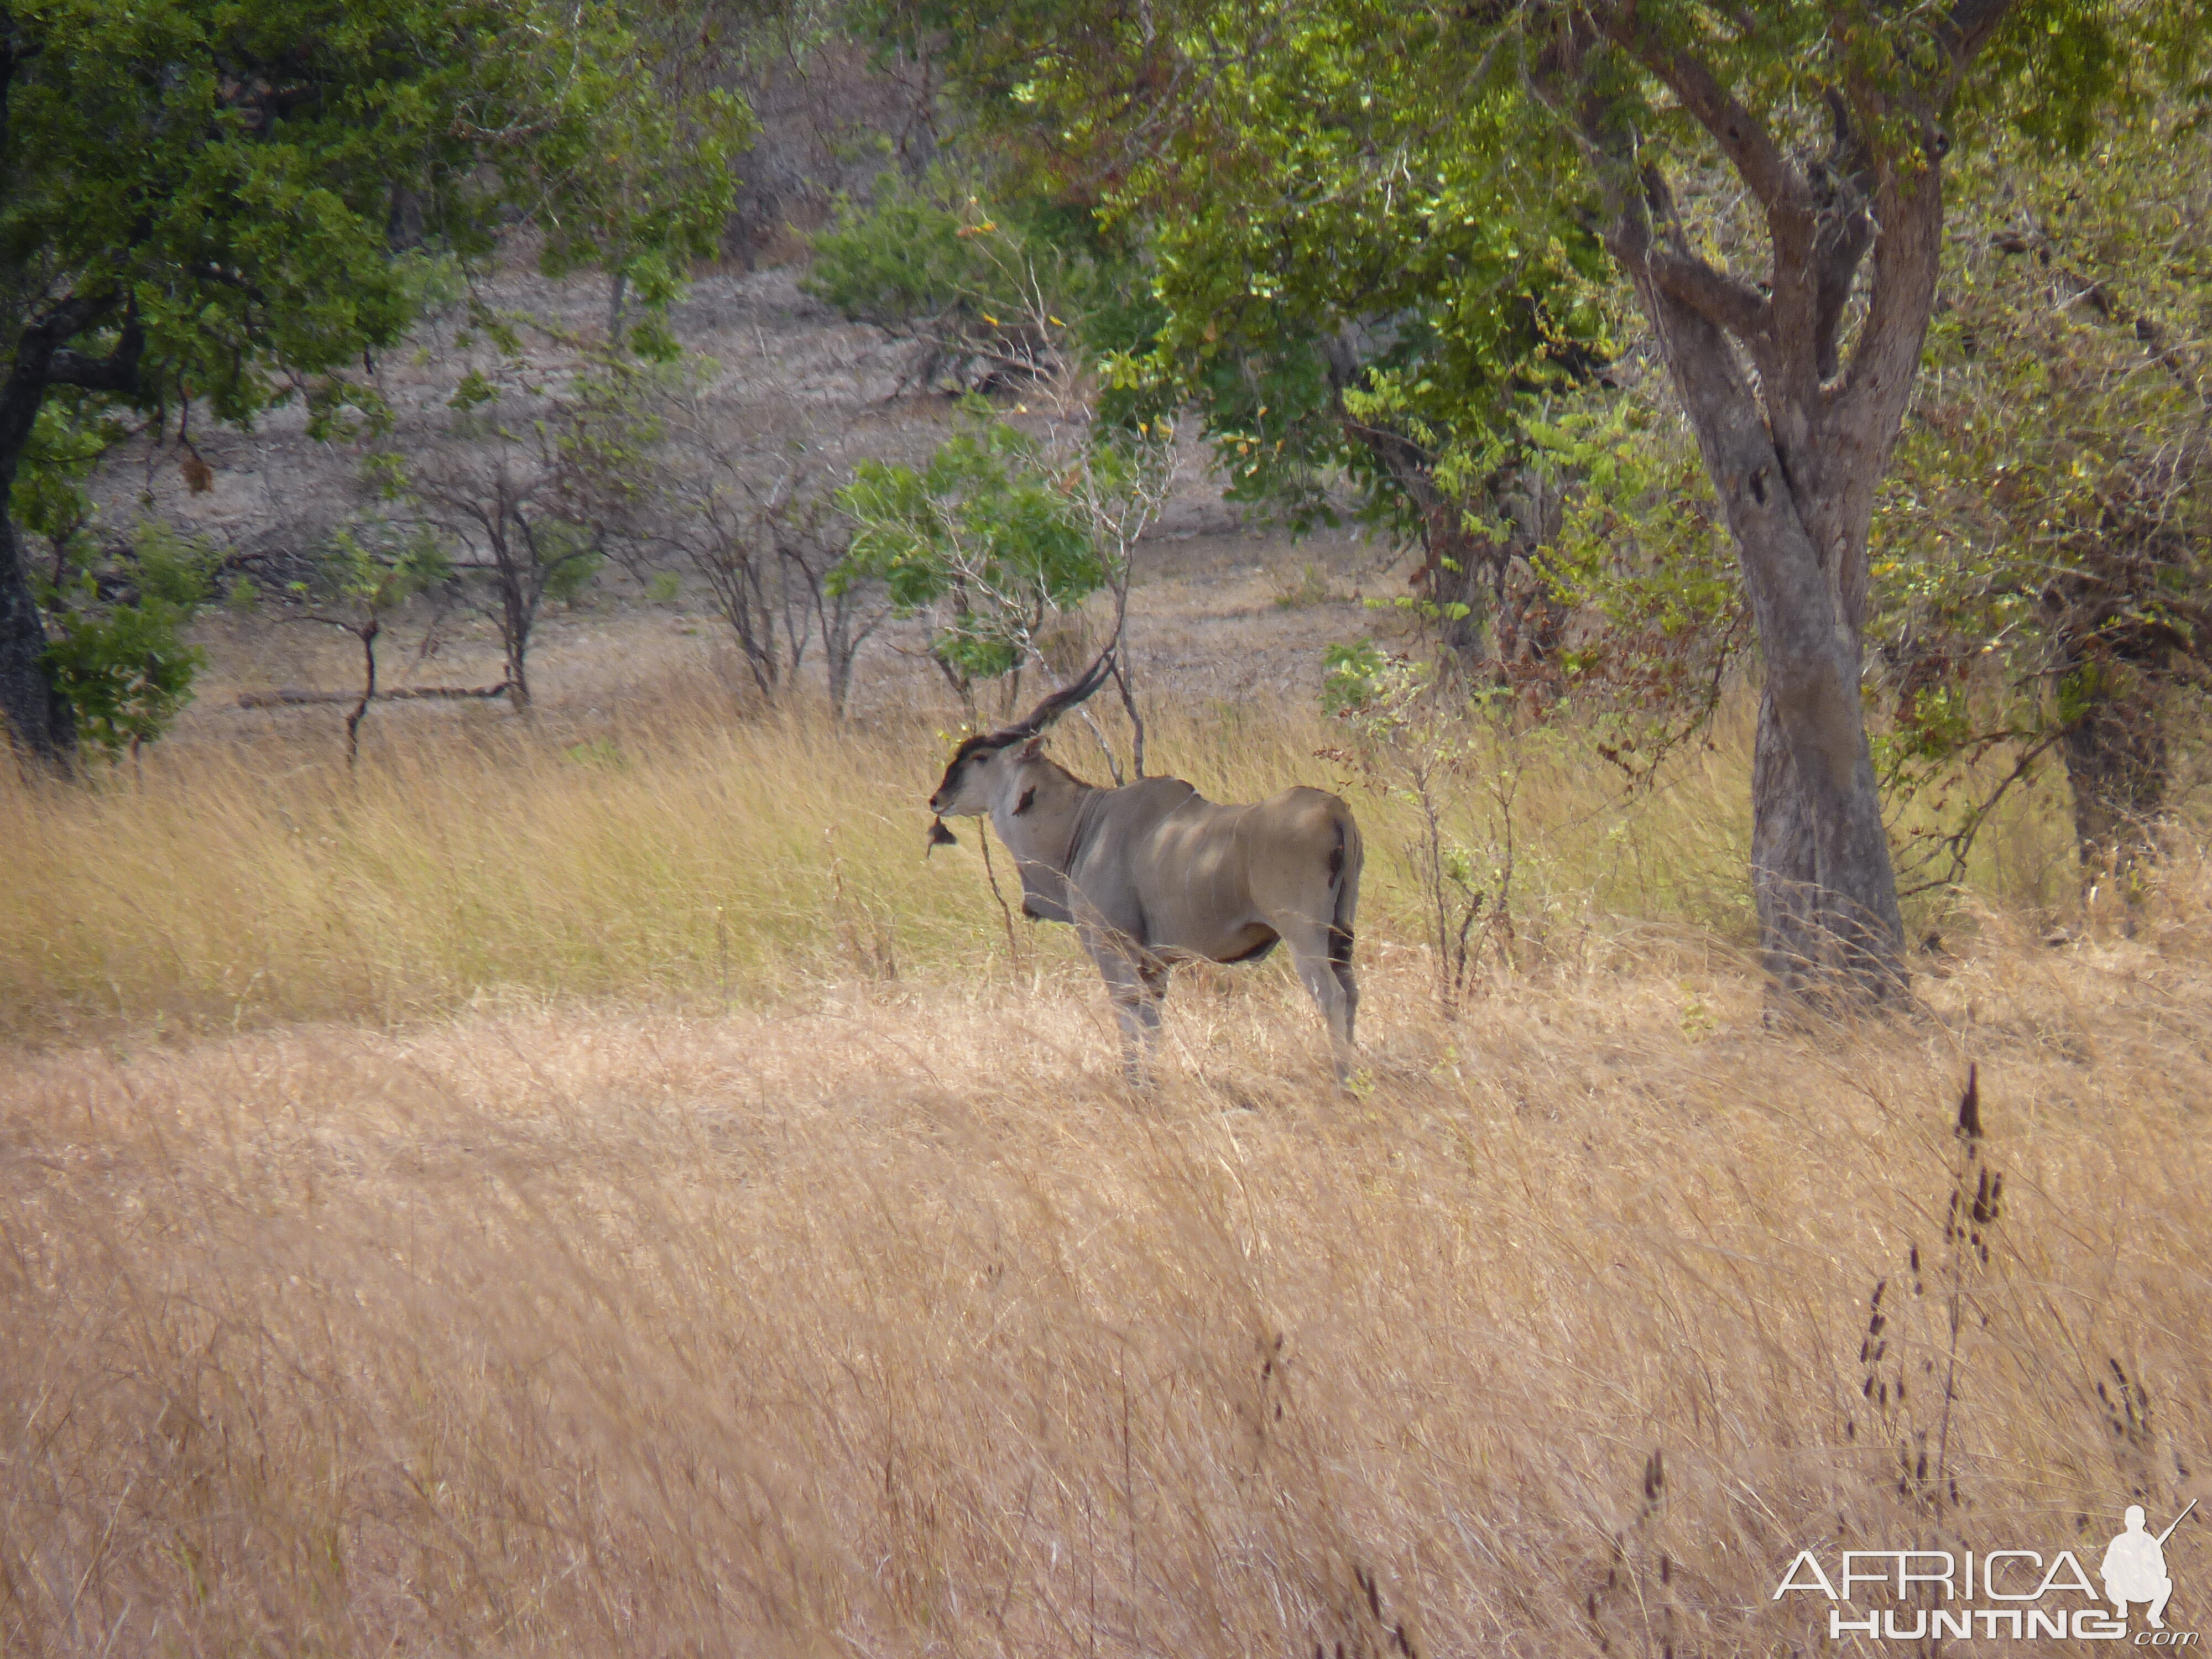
left=1326, top=807, right=1362, bottom=975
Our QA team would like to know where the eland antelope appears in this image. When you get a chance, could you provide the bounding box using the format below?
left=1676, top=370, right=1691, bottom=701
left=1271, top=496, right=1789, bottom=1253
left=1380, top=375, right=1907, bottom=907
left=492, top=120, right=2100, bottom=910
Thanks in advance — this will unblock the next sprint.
left=927, top=653, right=1363, bottom=1082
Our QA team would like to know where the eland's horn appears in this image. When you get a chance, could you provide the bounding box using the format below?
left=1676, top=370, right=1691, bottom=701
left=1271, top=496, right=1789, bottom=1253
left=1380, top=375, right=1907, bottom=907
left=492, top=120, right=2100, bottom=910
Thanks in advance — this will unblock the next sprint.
left=995, top=648, right=1118, bottom=745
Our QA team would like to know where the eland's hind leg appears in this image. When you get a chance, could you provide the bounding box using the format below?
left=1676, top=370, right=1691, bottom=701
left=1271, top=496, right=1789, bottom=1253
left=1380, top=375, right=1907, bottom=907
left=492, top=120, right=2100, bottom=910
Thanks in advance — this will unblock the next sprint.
left=1328, top=920, right=1358, bottom=1050
left=1285, top=924, right=1356, bottom=1082
left=1110, top=977, right=1165, bottom=1086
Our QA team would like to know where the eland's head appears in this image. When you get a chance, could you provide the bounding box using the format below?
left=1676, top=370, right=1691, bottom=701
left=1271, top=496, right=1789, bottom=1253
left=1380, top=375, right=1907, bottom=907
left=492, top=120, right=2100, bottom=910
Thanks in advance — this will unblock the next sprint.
left=926, top=650, right=1115, bottom=838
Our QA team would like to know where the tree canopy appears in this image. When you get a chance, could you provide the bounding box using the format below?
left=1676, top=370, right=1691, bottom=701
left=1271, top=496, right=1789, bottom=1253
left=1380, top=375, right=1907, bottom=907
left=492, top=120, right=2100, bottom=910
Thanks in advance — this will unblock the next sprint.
left=0, top=0, right=748, bottom=768
left=870, top=2, right=1618, bottom=661
left=891, top=0, right=2209, bottom=1000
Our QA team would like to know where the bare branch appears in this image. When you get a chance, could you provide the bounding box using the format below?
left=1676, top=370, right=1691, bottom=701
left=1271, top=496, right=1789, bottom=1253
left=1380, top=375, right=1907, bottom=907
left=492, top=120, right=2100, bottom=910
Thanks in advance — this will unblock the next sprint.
left=1645, top=244, right=1772, bottom=342
left=237, top=682, right=512, bottom=708
left=1590, top=2, right=1808, bottom=215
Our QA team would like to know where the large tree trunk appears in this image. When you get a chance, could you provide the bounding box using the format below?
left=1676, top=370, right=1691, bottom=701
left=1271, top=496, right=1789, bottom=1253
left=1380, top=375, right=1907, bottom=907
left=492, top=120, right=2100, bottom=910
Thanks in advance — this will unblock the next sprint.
left=0, top=509, right=74, bottom=770
left=1596, top=205, right=1914, bottom=997
left=1534, top=4, right=2001, bottom=1004
left=1648, top=294, right=1906, bottom=995
left=1744, top=645, right=1903, bottom=993
left=1749, top=688, right=1823, bottom=984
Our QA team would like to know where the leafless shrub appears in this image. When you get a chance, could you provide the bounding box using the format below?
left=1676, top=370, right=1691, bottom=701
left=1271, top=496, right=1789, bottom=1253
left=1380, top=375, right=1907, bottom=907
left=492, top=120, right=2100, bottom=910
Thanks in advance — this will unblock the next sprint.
left=714, top=11, right=942, bottom=265
left=650, top=384, right=893, bottom=716
left=390, top=334, right=650, bottom=710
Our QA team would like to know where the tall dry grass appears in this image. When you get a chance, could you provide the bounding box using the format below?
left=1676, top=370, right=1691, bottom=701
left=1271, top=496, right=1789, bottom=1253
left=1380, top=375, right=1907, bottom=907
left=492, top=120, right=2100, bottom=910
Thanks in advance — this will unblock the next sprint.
left=5, top=929, right=2211, bottom=1655
left=7, top=680, right=2205, bottom=1655
left=0, top=679, right=2086, bottom=1040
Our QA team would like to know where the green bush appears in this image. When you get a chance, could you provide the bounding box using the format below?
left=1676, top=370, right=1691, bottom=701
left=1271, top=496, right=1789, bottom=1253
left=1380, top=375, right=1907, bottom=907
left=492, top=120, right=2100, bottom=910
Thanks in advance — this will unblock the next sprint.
left=41, top=522, right=218, bottom=757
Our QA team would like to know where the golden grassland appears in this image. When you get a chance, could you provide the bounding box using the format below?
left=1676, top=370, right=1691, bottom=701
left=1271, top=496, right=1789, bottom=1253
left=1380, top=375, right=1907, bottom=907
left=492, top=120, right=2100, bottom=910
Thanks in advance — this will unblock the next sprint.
left=4, top=685, right=2209, bottom=1655
left=0, top=680, right=2088, bottom=1039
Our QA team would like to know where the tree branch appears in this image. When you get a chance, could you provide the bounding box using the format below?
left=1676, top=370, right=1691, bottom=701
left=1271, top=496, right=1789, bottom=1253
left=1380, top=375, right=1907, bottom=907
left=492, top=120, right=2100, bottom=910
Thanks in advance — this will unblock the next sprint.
left=0, top=295, right=122, bottom=472
left=47, top=309, right=146, bottom=394
left=1645, top=241, right=1772, bottom=342
left=1826, top=0, right=2021, bottom=411
left=1831, top=123, right=1944, bottom=429
left=184, top=261, right=271, bottom=304
left=1605, top=143, right=1773, bottom=346
left=1938, top=0, right=2021, bottom=75
left=1808, top=88, right=1876, bottom=382
left=1590, top=2, right=1808, bottom=215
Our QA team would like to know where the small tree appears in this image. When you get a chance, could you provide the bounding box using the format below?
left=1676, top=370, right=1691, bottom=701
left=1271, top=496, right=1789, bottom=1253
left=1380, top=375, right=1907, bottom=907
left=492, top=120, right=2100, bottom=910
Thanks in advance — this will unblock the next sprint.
left=394, top=333, right=656, bottom=708
left=291, top=521, right=453, bottom=764
left=834, top=411, right=1108, bottom=712
left=775, top=475, right=889, bottom=719
left=1322, top=643, right=1521, bottom=1010
left=835, top=403, right=1175, bottom=746
left=653, top=385, right=891, bottom=716
left=667, top=448, right=792, bottom=703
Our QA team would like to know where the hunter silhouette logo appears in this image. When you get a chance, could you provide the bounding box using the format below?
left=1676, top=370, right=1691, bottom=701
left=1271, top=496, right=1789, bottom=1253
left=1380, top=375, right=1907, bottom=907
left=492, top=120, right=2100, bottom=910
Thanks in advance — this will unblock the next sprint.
left=2106, top=1503, right=2193, bottom=1631
left=1773, top=1499, right=2199, bottom=1642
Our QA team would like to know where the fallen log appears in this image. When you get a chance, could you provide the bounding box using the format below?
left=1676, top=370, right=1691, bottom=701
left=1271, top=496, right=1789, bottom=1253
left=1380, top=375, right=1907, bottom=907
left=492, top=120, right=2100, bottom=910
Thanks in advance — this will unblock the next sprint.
left=238, top=683, right=512, bottom=708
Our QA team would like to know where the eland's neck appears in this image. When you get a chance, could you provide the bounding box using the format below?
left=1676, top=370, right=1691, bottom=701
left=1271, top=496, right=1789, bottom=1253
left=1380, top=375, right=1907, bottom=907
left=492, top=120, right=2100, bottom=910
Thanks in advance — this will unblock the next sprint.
left=989, top=761, right=1100, bottom=925
left=990, top=760, right=1098, bottom=872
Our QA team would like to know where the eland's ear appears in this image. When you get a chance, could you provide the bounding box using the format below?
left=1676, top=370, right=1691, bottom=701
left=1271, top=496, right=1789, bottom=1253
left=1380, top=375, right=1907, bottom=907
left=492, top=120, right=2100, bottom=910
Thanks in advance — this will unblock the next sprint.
left=1018, top=735, right=1046, bottom=761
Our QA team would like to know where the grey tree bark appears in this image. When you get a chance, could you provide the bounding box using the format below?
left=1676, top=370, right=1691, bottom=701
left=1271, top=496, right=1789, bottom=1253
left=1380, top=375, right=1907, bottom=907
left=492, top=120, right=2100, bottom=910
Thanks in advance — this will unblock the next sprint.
left=0, top=512, right=72, bottom=770
left=1540, top=2, right=2019, bottom=1003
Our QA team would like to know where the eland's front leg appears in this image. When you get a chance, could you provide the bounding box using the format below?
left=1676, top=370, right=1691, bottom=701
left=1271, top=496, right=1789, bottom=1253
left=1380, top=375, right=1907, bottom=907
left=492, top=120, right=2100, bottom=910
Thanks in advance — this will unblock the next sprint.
left=1110, top=982, right=1164, bottom=1085
left=1088, top=931, right=1166, bottom=1086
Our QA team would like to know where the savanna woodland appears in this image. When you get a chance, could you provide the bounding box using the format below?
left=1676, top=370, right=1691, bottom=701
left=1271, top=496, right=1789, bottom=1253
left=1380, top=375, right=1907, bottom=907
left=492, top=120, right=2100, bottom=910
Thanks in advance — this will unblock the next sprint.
left=5, top=1, right=2211, bottom=1653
